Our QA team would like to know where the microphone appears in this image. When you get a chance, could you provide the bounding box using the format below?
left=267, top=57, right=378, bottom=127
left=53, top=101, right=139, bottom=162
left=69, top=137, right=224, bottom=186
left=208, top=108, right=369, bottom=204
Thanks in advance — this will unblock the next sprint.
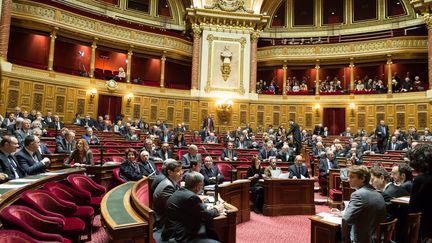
left=99, top=140, right=104, bottom=167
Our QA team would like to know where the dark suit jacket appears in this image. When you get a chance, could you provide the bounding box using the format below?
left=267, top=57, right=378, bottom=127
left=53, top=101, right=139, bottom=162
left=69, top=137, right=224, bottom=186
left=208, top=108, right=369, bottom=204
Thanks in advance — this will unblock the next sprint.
left=162, top=187, right=219, bottom=242
left=313, top=126, right=323, bottom=135
left=258, top=148, right=277, bottom=161
left=220, top=149, right=238, bottom=161
left=0, top=150, right=26, bottom=180
left=201, top=117, right=214, bottom=131
left=15, top=148, right=47, bottom=175
left=409, top=173, right=432, bottom=238
left=56, top=138, right=76, bottom=154
left=288, top=164, right=309, bottom=178
left=200, top=166, right=224, bottom=185
left=156, top=149, right=174, bottom=161
left=276, top=151, right=294, bottom=162
left=235, top=140, right=249, bottom=149
left=287, top=122, right=301, bottom=143
left=318, top=158, right=339, bottom=178
left=181, top=153, right=202, bottom=168
left=119, top=160, right=148, bottom=181
left=375, top=125, right=389, bottom=142
left=39, top=143, right=51, bottom=155
left=386, top=142, right=402, bottom=151
left=48, top=121, right=65, bottom=130
left=153, top=177, right=178, bottom=229
left=80, top=118, right=96, bottom=127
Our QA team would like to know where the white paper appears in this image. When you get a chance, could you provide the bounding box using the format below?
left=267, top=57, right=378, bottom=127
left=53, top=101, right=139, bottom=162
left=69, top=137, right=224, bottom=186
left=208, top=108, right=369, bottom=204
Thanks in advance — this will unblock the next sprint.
left=398, top=197, right=410, bottom=202
left=9, top=179, right=38, bottom=183
left=270, top=169, right=281, bottom=178
left=204, top=185, right=216, bottom=190
left=42, top=172, right=63, bottom=175
left=278, top=173, right=290, bottom=179
left=316, top=212, right=342, bottom=225
left=0, top=183, right=29, bottom=189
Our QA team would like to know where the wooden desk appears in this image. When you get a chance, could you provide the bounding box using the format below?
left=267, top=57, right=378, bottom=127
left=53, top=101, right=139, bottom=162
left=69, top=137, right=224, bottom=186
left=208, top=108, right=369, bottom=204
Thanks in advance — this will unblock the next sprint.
left=218, top=179, right=250, bottom=223
left=0, top=168, right=85, bottom=209
left=263, top=179, right=315, bottom=216
left=309, top=215, right=341, bottom=243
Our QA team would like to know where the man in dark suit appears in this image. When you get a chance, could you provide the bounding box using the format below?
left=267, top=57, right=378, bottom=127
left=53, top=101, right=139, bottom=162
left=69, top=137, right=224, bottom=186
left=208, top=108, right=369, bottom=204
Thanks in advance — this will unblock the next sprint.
left=162, top=171, right=222, bottom=242
left=220, top=142, right=238, bottom=161
left=340, top=127, right=352, bottom=137
left=31, top=128, right=51, bottom=155
left=44, top=111, right=53, bottom=125
left=80, top=114, right=96, bottom=129
left=342, top=165, right=386, bottom=243
left=322, top=126, right=330, bottom=137
left=286, top=119, right=301, bottom=155
left=289, top=155, right=309, bottom=179
left=0, top=135, right=26, bottom=182
left=386, top=136, right=403, bottom=151
left=313, top=123, right=323, bottom=135
left=56, top=131, right=76, bottom=154
left=258, top=142, right=277, bottom=161
left=319, top=151, right=339, bottom=195
left=235, top=135, right=250, bottom=149
left=375, top=120, right=389, bottom=153
left=153, top=159, right=182, bottom=230
left=201, top=114, right=215, bottom=132
left=156, top=142, right=174, bottom=161
left=15, top=135, right=51, bottom=175
left=276, top=144, right=294, bottom=162
left=390, top=164, right=413, bottom=193
left=14, top=118, right=31, bottom=147
left=48, top=115, right=64, bottom=130
left=360, top=137, right=379, bottom=155
left=181, top=145, right=202, bottom=168
left=138, top=150, right=158, bottom=177
left=200, top=156, right=224, bottom=186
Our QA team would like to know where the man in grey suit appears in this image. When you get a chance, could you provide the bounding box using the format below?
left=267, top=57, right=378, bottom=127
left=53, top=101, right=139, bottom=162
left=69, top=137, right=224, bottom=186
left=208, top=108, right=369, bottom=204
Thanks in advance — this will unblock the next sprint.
left=181, top=144, right=202, bottom=168
left=342, top=165, right=386, bottom=243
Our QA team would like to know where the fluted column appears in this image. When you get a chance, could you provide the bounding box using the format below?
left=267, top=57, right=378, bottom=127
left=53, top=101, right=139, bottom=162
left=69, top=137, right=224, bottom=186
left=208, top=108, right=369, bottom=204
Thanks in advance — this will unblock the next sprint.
left=0, top=0, right=12, bottom=60
left=250, top=31, right=259, bottom=93
left=349, top=59, right=355, bottom=93
left=282, top=62, right=287, bottom=96
left=191, top=24, right=201, bottom=90
left=160, top=51, right=166, bottom=88
left=90, top=39, right=97, bottom=78
left=126, top=48, right=133, bottom=83
left=47, top=28, right=57, bottom=71
left=387, top=55, right=393, bottom=93
left=425, top=14, right=432, bottom=90
left=315, top=62, right=320, bottom=95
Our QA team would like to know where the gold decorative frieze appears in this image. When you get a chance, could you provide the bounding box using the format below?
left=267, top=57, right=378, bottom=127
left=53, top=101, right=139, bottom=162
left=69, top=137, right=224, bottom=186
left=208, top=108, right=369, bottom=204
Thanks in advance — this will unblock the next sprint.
left=12, top=2, right=192, bottom=56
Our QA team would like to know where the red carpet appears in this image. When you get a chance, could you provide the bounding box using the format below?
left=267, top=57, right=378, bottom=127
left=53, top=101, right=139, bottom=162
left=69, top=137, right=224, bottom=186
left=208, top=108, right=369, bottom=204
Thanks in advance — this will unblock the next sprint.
left=89, top=215, right=109, bottom=243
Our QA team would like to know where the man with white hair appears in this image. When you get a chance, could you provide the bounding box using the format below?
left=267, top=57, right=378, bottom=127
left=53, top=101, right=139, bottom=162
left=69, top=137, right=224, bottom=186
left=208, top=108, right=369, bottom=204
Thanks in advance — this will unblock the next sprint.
left=181, top=144, right=202, bottom=168
left=14, top=119, right=31, bottom=147
left=204, top=132, right=218, bottom=144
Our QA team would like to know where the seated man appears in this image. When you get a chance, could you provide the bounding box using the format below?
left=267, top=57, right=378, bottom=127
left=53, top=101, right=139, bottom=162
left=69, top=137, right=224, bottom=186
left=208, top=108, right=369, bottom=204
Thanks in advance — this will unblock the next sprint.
left=288, top=155, right=309, bottom=179
left=48, top=115, right=65, bottom=130
left=182, top=160, right=202, bottom=181
left=156, top=142, right=174, bottom=161
left=386, top=136, right=403, bottom=151
left=32, top=128, right=51, bottom=154
left=81, top=127, right=100, bottom=145
left=162, top=172, right=223, bottom=242
left=153, top=159, right=182, bottom=230
left=318, top=150, right=339, bottom=195
left=0, top=135, right=26, bottom=182
left=220, top=142, right=238, bottom=161
left=342, top=165, right=386, bottom=243
left=181, top=144, right=202, bottom=168
left=259, top=142, right=277, bottom=161
left=56, top=131, right=76, bottom=154
left=200, top=156, right=224, bottom=186
left=263, top=158, right=281, bottom=179
left=138, top=150, right=159, bottom=177
left=204, top=132, right=218, bottom=144
left=15, top=135, right=51, bottom=175
left=360, top=137, right=379, bottom=155
left=277, top=144, right=294, bottom=162
left=120, top=148, right=148, bottom=181
left=390, top=164, right=413, bottom=193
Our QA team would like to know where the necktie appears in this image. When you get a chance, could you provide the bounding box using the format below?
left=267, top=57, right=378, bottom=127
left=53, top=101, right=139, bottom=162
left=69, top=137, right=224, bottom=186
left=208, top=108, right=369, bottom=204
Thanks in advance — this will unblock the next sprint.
left=33, top=153, right=39, bottom=162
left=286, top=153, right=289, bottom=161
left=297, top=166, right=301, bottom=175
left=57, top=122, right=60, bottom=130
left=8, top=155, right=20, bottom=179
left=165, top=152, right=168, bottom=160
left=228, top=151, right=232, bottom=159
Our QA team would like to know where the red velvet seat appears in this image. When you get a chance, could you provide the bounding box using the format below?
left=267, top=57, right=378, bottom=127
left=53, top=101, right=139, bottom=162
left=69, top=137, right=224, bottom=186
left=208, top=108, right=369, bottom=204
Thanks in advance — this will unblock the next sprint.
left=21, top=190, right=86, bottom=242
left=108, top=155, right=124, bottom=163
left=44, top=182, right=95, bottom=240
left=0, top=229, right=63, bottom=243
left=216, top=163, right=236, bottom=181
left=176, top=149, right=189, bottom=160
left=113, top=167, right=126, bottom=184
left=0, top=205, right=70, bottom=243
left=67, top=174, right=106, bottom=211
left=329, top=173, right=342, bottom=202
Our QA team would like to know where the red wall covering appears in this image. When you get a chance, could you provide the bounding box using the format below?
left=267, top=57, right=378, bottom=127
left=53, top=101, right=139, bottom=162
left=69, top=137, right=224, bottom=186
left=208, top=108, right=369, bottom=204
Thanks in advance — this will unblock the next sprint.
left=7, top=29, right=49, bottom=69
left=94, top=49, right=127, bottom=72
left=165, top=61, right=191, bottom=89
left=131, top=56, right=161, bottom=83
left=53, top=40, right=91, bottom=74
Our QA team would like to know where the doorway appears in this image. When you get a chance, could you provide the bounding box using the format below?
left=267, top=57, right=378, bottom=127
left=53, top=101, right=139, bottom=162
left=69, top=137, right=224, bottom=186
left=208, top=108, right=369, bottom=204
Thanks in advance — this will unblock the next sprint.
left=97, top=94, right=123, bottom=122
left=323, top=108, right=346, bottom=136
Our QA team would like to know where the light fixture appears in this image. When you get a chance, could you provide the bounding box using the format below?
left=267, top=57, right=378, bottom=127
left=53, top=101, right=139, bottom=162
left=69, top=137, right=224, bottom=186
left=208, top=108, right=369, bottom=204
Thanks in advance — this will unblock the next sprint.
left=216, top=99, right=234, bottom=124
left=89, top=88, right=97, bottom=102
left=125, top=59, right=128, bottom=64
left=78, top=50, right=85, bottom=57
left=314, top=103, right=320, bottom=116
left=126, top=93, right=134, bottom=105
left=349, top=103, right=355, bottom=116
left=216, top=99, right=234, bottom=110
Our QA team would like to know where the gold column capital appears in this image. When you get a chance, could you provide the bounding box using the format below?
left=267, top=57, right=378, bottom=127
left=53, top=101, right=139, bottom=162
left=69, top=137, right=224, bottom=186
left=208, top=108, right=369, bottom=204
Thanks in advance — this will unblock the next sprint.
left=192, top=24, right=202, bottom=39
left=250, top=31, right=260, bottom=43
left=423, top=13, right=432, bottom=30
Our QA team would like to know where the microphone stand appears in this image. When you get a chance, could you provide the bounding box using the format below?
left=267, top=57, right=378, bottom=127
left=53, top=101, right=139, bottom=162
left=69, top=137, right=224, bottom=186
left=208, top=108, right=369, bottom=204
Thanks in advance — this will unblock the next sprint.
left=99, top=140, right=104, bottom=167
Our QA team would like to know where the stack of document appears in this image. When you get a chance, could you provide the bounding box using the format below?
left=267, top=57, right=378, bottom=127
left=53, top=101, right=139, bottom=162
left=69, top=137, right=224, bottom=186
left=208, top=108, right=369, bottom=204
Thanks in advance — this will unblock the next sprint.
left=316, top=212, right=342, bottom=225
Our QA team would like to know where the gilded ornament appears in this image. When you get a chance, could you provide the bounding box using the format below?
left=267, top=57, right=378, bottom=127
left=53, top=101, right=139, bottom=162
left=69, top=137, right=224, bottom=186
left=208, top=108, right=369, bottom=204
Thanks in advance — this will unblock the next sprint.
left=106, top=79, right=118, bottom=92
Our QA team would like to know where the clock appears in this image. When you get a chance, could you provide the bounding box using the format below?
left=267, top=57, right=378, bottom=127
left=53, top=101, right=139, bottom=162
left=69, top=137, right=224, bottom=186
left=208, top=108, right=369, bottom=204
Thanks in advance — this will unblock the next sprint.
left=106, top=79, right=118, bottom=91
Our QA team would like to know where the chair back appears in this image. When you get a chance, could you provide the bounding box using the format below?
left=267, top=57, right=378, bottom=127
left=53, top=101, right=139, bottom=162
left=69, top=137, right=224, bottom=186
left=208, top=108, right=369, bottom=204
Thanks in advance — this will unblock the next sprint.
left=376, top=218, right=398, bottom=243
left=216, top=163, right=234, bottom=181
left=113, top=168, right=126, bottom=184
left=405, top=213, right=421, bottom=243
left=44, top=182, right=90, bottom=205
left=0, top=229, right=59, bottom=243
left=0, top=206, right=65, bottom=242
left=21, top=190, right=77, bottom=218
left=108, top=156, right=124, bottom=163
left=67, top=174, right=106, bottom=197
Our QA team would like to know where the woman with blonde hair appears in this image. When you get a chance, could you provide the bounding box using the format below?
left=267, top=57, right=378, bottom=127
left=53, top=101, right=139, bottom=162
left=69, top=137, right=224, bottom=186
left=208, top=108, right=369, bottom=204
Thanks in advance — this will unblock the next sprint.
left=64, top=139, right=94, bottom=167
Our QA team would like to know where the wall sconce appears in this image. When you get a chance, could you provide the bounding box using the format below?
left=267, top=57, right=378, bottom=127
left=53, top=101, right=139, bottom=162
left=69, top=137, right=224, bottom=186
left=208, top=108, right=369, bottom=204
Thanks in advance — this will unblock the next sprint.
left=89, top=88, right=97, bottom=102
left=314, top=103, right=320, bottom=116
left=349, top=103, right=355, bottom=116
left=216, top=99, right=234, bottom=124
left=126, top=93, right=134, bottom=105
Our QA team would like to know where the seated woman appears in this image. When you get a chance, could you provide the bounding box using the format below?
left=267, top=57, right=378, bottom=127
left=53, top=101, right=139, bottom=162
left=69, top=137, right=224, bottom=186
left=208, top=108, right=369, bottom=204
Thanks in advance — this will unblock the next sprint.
left=64, top=139, right=94, bottom=167
left=173, top=132, right=187, bottom=148
left=247, top=156, right=264, bottom=213
left=120, top=148, right=148, bottom=181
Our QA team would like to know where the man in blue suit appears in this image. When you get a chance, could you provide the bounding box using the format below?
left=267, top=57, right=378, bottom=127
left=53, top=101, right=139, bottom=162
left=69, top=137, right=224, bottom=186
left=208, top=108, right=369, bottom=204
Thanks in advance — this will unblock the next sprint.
left=15, top=135, right=51, bottom=175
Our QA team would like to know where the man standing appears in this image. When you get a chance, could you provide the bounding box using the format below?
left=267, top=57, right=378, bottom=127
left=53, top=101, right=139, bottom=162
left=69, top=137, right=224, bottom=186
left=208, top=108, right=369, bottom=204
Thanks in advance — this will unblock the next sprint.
left=15, top=135, right=51, bottom=175
left=0, top=135, right=26, bottom=181
left=288, top=155, right=309, bottom=179
left=162, top=172, right=223, bottom=242
left=202, top=114, right=214, bottom=132
left=375, top=120, right=389, bottom=153
left=286, top=119, right=301, bottom=155
left=342, top=165, right=386, bottom=243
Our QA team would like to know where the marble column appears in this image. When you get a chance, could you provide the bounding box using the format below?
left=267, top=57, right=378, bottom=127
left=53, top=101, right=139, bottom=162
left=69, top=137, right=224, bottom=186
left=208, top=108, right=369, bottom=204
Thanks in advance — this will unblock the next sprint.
left=425, top=14, right=432, bottom=90
left=349, top=60, right=355, bottom=93
left=126, top=49, right=133, bottom=83
left=160, top=52, right=166, bottom=88
left=387, top=55, right=393, bottom=93
left=282, top=63, right=287, bottom=96
left=250, top=31, right=259, bottom=93
left=315, top=62, right=320, bottom=95
left=0, top=0, right=11, bottom=60
left=47, top=28, right=57, bottom=71
left=90, top=39, right=97, bottom=78
left=191, top=25, right=201, bottom=90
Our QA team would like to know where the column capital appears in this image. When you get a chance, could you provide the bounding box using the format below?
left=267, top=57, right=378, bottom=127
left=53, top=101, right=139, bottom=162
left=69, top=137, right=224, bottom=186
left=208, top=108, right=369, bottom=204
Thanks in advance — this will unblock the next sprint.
left=192, top=24, right=202, bottom=39
left=250, top=31, right=260, bottom=42
left=424, top=13, right=432, bottom=30
left=315, top=64, right=320, bottom=69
